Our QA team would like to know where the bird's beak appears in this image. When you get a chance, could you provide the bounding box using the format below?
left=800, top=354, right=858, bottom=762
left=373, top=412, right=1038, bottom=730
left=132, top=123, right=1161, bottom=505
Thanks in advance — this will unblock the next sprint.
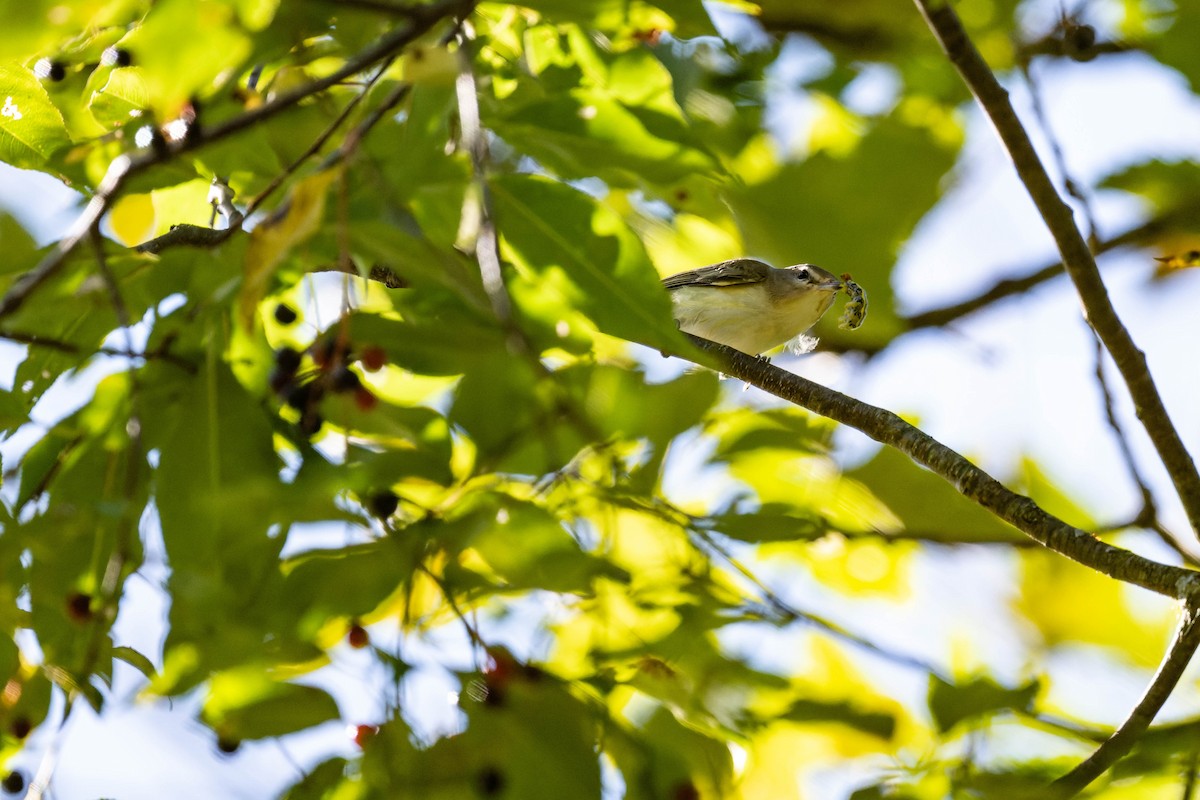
left=821, top=276, right=845, bottom=291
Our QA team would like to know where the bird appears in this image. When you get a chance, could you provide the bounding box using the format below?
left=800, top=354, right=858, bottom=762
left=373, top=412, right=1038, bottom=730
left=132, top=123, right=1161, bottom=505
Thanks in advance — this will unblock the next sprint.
left=662, top=258, right=844, bottom=355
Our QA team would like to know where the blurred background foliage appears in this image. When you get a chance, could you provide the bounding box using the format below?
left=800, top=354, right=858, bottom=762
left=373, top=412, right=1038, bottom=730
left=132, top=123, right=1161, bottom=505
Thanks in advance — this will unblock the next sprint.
left=0, top=0, right=1199, bottom=797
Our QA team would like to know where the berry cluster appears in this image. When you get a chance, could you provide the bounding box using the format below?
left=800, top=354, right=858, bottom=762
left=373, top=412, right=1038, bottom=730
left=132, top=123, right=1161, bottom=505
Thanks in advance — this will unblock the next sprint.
left=269, top=305, right=387, bottom=437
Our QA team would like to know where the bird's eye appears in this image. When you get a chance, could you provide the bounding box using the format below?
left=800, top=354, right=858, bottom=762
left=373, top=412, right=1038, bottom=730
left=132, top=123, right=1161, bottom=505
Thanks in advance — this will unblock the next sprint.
left=795, top=268, right=809, bottom=281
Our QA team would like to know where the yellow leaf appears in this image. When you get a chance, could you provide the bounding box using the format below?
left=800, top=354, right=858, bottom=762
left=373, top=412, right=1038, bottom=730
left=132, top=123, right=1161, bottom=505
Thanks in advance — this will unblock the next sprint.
left=1017, top=548, right=1174, bottom=667
left=108, top=193, right=155, bottom=246
left=1153, top=249, right=1200, bottom=270
left=239, top=169, right=337, bottom=331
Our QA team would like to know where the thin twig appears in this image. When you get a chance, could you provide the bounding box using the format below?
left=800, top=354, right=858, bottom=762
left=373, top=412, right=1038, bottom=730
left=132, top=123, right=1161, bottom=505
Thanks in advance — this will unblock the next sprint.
left=689, top=527, right=948, bottom=677
left=1092, top=335, right=1159, bottom=527
left=454, top=23, right=513, bottom=326
left=0, top=0, right=474, bottom=320
left=0, top=329, right=194, bottom=370
left=912, top=0, right=1200, bottom=542
left=1018, top=51, right=1170, bottom=553
left=679, top=334, right=1200, bottom=600
left=136, top=79, right=415, bottom=258
left=1050, top=602, right=1200, bottom=797
left=902, top=209, right=1197, bottom=332
left=243, top=60, right=399, bottom=219
left=1183, top=749, right=1199, bottom=800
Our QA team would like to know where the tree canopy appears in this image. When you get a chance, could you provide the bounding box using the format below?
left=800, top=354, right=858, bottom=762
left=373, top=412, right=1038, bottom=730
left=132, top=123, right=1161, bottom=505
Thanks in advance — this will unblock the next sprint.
left=2, top=0, right=1200, bottom=798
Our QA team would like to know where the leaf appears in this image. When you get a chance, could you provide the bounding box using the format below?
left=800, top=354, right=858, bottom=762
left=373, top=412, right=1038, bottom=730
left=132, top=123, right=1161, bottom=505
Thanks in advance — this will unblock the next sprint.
left=108, top=193, right=156, bottom=246
left=845, top=446, right=1027, bottom=544
left=927, top=674, right=1039, bottom=733
left=88, top=66, right=149, bottom=128
left=465, top=500, right=628, bottom=592
left=281, top=757, right=349, bottom=800
left=0, top=213, right=38, bottom=277
left=204, top=671, right=341, bottom=739
left=702, top=504, right=826, bottom=543
left=781, top=698, right=896, bottom=739
left=281, top=540, right=416, bottom=628
left=491, top=173, right=685, bottom=351
left=113, top=645, right=158, bottom=682
left=493, top=91, right=715, bottom=186
left=515, top=0, right=715, bottom=37
left=240, top=168, right=336, bottom=330
left=1016, top=548, right=1174, bottom=667
left=1151, top=9, right=1200, bottom=94
left=115, top=0, right=252, bottom=118
left=0, top=60, right=70, bottom=170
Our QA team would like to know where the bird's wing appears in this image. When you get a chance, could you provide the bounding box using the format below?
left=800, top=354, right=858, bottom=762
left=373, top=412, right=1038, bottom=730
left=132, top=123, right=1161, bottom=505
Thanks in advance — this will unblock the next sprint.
left=661, top=258, right=770, bottom=290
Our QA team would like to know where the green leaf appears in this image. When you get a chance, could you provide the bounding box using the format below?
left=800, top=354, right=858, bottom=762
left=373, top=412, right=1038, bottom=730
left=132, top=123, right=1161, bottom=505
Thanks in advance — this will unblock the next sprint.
left=1152, top=10, right=1200, bottom=94
left=574, top=363, right=719, bottom=449
left=0, top=61, right=71, bottom=170
left=1099, top=158, right=1200, bottom=214
left=88, top=67, right=149, bottom=128
left=927, top=674, right=1039, bottom=733
left=493, top=91, right=715, bottom=186
left=0, top=213, right=38, bottom=277
left=466, top=500, right=628, bottom=592
left=281, top=757, right=349, bottom=800
left=845, top=446, right=1027, bottom=544
left=204, top=671, right=341, bottom=739
left=515, top=0, right=715, bottom=36
left=702, top=504, right=825, bottom=543
left=113, top=645, right=158, bottom=682
left=281, top=540, right=416, bottom=631
left=115, top=0, right=252, bottom=117
left=491, top=173, right=685, bottom=351
left=781, top=697, right=896, bottom=739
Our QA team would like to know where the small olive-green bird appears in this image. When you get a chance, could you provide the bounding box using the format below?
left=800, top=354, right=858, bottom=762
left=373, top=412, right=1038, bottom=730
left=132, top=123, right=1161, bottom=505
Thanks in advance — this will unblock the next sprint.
left=663, top=259, right=844, bottom=355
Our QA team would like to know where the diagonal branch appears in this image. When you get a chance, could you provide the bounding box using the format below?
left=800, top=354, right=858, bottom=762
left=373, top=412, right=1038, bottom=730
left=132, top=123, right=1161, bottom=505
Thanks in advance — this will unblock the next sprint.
left=911, top=0, right=1200, bottom=541
left=679, top=334, right=1200, bottom=601
left=1050, top=601, right=1200, bottom=797
left=0, top=0, right=475, bottom=322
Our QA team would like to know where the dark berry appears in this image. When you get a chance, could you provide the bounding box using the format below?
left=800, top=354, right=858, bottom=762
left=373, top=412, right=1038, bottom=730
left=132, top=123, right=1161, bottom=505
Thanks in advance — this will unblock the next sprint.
left=275, top=346, right=302, bottom=374
left=347, top=623, right=370, bottom=649
left=1068, top=23, right=1096, bottom=52
left=274, top=304, right=298, bottom=325
left=671, top=782, right=700, bottom=800
left=8, top=716, right=31, bottom=739
left=285, top=381, right=316, bottom=411
left=353, top=387, right=377, bottom=412
left=353, top=724, right=378, bottom=748
left=66, top=591, right=93, bottom=622
left=367, top=491, right=399, bottom=520
left=268, top=368, right=293, bottom=394
left=102, top=46, right=132, bottom=67
left=477, top=766, right=505, bottom=796
left=360, top=345, right=386, bottom=372
left=312, top=338, right=338, bottom=369
left=35, top=59, right=66, bottom=82
left=216, top=735, right=240, bottom=755
left=330, top=366, right=361, bottom=393
left=299, top=411, right=324, bottom=438
left=1, top=771, right=24, bottom=794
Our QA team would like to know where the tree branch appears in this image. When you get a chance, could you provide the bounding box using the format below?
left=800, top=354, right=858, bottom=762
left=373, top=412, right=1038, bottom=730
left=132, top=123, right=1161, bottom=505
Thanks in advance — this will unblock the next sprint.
left=1050, top=602, right=1200, bottom=797
left=888, top=207, right=1191, bottom=334
left=680, top=334, right=1200, bottom=600
left=0, top=0, right=474, bottom=321
left=912, top=0, right=1200, bottom=542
